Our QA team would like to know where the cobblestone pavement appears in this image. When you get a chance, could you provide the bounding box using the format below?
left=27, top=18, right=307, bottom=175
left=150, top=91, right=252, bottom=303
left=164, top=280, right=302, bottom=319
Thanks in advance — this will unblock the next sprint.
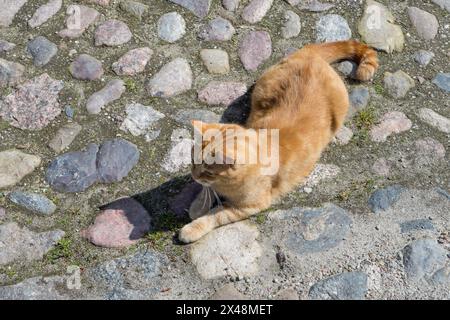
left=0, top=0, right=449, bottom=300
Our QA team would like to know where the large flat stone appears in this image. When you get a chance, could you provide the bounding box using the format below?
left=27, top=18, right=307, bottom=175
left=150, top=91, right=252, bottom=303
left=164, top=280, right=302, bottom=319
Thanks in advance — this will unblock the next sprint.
left=85, top=250, right=165, bottom=299
left=0, top=222, right=65, bottom=266
left=0, top=276, right=68, bottom=300
left=309, top=272, right=368, bottom=300
left=403, top=239, right=447, bottom=281
left=190, top=222, right=262, bottom=279
left=269, top=203, right=352, bottom=255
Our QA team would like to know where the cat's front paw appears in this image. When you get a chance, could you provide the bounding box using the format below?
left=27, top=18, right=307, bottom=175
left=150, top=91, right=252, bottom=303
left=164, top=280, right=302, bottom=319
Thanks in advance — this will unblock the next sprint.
left=179, top=222, right=207, bottom=244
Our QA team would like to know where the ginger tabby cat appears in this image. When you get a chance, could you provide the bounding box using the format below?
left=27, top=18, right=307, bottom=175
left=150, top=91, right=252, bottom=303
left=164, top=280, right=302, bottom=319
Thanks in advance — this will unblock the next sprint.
left=179, top=40, right=378, bottom=243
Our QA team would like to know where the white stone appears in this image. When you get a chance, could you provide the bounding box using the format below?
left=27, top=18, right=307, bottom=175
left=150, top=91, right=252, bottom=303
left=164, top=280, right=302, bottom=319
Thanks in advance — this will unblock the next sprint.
left=370, top=111, right=412, bottom=142
left=304, top=164, right=341, bottom=188
left=58, top=5, right=100, bottom=39
left=418, top=108, right=450, bottom=134
left=316, top=14, right=351, bottom=42
left=157, top=12, right=186, bottom=43
left=333, top=126, right=353, bottom=145
left=432, top=0, right=450, bottom=13
left=190, top=222, right=262, bottom=279
left=48, top=123, right=82, bottom=153
left=281, top=10, right=301, bottom=39
left=147, top=58, right=192, bottom=98
left=408, top=7, right=439, bottom=40
left=358, top=0, right=404, bottom=53
left=0, top=0, right=28, bottom=27
left=162, top=129, right=193, bottom=173
left=200, top=49, right=230, bottom=74
left=120, top=103, right=165, bottom=136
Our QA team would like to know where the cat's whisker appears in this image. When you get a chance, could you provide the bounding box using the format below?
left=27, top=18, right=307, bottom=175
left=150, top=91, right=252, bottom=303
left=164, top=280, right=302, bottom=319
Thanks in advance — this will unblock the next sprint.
left=212, top=189, right=223, bottom=209
left=201, top=187, right=207, bottom=209
left=202, top=186, right=211, bottom=210
left=207, top=187, right=213, bottom=209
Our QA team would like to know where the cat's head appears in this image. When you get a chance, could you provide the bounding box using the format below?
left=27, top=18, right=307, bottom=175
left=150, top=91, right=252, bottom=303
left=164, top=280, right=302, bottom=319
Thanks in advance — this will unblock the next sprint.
left=190, top=120, right=260, bottom=188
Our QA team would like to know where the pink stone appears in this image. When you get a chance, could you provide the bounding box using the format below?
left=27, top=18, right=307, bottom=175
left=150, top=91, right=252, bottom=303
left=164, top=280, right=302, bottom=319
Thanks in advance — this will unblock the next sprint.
left=413, top=137, right=445, bottom=167
left=112, top=47, right=153, bottom=76
left=242, top=0, right=273, bottom=24
left=82, top=197, right=151, bottom=248
left=95, top=20, right=132, bottom=47
left=58, top=5, right=100, bottom=39
left=370, top=111, right=412, bottom=142
left=239, top=31, right=272, bottom=71
left=198, top=81, right=247, bottom=106
left=0, top=207, right=5, bottom=220
left=86, top=79, right=125, bottom=114
left=0, top=74, right=63, bottom=130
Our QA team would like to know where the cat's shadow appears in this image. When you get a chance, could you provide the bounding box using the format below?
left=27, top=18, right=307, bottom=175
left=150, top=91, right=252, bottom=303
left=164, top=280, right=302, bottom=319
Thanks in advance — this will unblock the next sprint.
left=101, top=86, right=254, bottom=241
left=219, top=85, right=253, bottom=125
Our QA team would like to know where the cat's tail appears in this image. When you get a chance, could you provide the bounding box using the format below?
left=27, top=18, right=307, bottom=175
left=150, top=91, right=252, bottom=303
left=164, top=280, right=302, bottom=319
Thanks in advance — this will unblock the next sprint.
left=300, top=40, right=379, bottom=81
